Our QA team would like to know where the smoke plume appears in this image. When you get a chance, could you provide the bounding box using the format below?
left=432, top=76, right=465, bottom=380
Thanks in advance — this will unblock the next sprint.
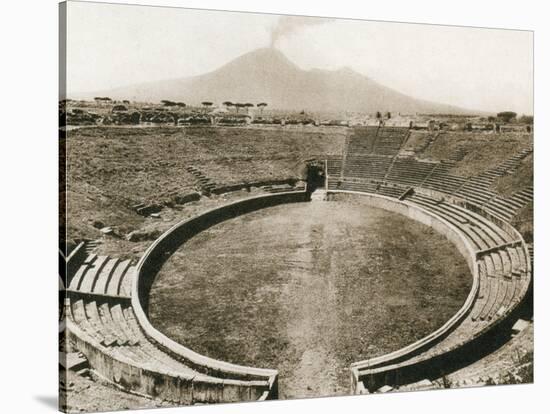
left=270, top=16, right=334, bottom=47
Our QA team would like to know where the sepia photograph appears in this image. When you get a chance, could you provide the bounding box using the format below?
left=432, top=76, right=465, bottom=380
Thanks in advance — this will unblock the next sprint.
left=58, top=1, right=533, bottom=412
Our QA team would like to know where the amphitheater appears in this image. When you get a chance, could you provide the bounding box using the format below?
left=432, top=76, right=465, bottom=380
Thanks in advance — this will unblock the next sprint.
left=61, top=125, right=533, bottom=406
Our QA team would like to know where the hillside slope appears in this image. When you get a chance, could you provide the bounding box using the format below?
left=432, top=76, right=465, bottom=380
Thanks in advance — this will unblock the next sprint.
left=79, top=48, right=471, bottom=114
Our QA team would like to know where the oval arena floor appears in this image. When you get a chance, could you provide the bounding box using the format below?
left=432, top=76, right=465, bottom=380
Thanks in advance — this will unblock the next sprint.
left=148, top=198, right=472, bottom=398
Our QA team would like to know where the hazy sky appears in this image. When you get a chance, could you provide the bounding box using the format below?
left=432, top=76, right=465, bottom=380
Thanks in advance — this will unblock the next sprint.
left=65, top=1, right=533, bottom=114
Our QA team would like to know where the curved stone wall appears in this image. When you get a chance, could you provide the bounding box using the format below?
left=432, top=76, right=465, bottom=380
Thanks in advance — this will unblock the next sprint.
left=327, top=190, right=530, bottom=393
left=132, top=191, right=309, bottom=399
left=329, top=192, right=479, bottom=367
left=130, top=188, right=529, bottom=399
left=65, top=313, right=270, bottom=404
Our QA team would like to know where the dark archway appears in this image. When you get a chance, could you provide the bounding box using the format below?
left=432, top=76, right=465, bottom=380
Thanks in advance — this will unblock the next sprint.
left=305, top=161, right=325, bottom=193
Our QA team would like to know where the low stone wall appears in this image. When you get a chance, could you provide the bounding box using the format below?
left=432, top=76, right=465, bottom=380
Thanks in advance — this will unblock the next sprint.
left=132, top=191, right=308, bottom=399
left=66, top=317, right=270, bottom=405
left=328, top=191, right=480, bottom=391
left=173, top=192, right=201, bottom=205
left=210, top=178, right=300, bottom=195
left=352, top=297, right=525, bottom=392
left=328, top=190, right=530, bottom=393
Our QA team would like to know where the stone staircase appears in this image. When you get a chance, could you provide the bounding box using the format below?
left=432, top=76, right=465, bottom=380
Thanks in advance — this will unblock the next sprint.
left=83, top=240, right=101, bottom=256
left=186, top=166, right=216, bottom=194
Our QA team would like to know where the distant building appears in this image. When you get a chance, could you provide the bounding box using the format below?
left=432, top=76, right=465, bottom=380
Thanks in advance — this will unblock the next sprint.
left=111, top=105, right=128, bottom=113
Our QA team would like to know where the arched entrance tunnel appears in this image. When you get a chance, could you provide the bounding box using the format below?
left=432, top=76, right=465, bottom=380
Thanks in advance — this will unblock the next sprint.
left=305, top=161, right=326, bottom=193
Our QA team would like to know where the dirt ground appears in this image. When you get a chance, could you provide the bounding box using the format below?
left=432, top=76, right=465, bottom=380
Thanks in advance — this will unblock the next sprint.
left=148, top=198, right=472, bottom=399
left=60, top=368, right=175, bottom=413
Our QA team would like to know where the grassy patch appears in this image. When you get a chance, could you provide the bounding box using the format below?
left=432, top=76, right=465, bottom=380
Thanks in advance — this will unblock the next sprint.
left=401, top=131, right=437, bottom=154
left=66, top=126, right=346, bottom=241
left=493, top=153, right=533, bottom=197
left=418, top=132, right=532, bottom=177
left=491, top=153, right=533, bottom=242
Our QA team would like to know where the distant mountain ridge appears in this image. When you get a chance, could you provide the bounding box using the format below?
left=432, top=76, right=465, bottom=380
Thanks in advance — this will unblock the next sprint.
left=77, top=47, right=474, bottom=114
